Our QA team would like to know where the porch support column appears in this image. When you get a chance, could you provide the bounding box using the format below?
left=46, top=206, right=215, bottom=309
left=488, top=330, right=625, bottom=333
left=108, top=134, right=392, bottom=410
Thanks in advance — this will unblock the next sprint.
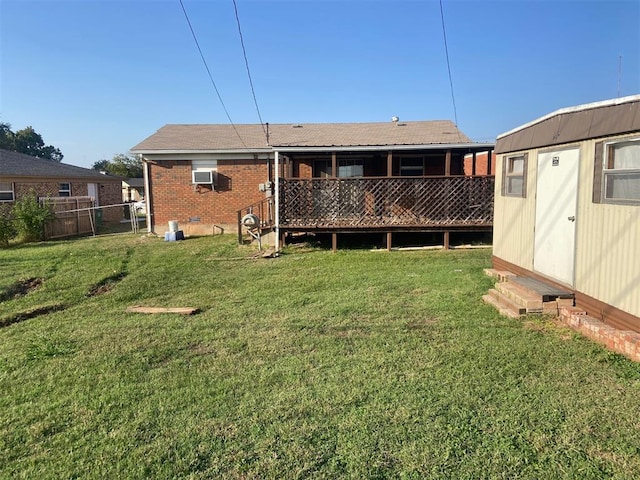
left=332, top=233, right=338, bottom=252
left=275, top=151, right=280, bottom=252
left=445, top=150, right=452, bottom=176
left=387, top=151, right=393, bottom=176
left=331, top=152, right=337, bottom=178
left=443, top=231, right=450, bottom=250
left=472, top=152, right=477, bottom=176
left=386, top=232, right=392, bottom=251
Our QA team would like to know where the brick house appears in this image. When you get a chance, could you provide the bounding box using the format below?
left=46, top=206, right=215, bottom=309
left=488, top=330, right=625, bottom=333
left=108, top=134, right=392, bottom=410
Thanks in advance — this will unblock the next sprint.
left=0, top=149, right=122, bottom=223
left=131, top=120, right=495, bottom=249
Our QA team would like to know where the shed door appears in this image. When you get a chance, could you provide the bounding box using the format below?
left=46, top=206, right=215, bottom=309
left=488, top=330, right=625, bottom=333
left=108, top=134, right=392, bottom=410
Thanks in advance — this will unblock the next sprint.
left=533, top=148, right=580, bottom=286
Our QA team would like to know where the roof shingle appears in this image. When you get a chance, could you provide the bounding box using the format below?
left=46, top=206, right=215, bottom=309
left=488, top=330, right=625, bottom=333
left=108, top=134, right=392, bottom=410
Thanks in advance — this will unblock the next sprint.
left=0, top=149, right=120, bottom=181
left=131, top=120, right=475, bottom=152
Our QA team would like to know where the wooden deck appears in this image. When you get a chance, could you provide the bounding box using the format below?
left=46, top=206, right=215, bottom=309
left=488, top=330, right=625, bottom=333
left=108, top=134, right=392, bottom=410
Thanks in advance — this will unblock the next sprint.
left=279, top=176, right=494, bottom=231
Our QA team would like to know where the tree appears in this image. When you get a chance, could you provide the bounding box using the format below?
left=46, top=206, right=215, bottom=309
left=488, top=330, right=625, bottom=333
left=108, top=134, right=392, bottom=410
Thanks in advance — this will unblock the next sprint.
left=0, top=123, right=63, bottom=161
left=0, top=122, right=14, bottom=150
left=92, top=154, right=142, bottom=178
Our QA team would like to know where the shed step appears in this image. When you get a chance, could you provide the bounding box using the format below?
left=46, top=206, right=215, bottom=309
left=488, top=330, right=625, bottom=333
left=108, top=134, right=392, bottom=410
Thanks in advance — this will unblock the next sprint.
left=483, top=289, right=526, bottom=318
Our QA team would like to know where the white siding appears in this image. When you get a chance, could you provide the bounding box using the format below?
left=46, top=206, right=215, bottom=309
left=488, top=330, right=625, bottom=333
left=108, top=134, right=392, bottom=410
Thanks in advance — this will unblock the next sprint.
left=574, top=136, right=640, bottom=318
left=492, top=151, right=537, bottom=271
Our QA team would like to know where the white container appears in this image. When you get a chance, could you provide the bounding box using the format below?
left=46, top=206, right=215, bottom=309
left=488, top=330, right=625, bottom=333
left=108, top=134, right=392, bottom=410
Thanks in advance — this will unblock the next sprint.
left=168, top=220, right=179, bottom=232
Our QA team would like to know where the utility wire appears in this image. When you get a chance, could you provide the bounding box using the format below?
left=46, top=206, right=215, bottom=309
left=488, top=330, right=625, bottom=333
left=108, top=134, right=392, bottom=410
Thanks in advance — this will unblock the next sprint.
left=439, top=0, right=460, bottom=137
left=178, top=0, right=251, bottom=151
left=232, top=0, right=268, bottom=142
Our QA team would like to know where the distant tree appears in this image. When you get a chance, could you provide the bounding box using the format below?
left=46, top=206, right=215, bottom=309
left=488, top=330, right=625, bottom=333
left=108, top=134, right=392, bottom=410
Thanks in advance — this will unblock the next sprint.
left=92, top=154, right=142, bottom=178
left=0, top=123, right=63, bottom=161
left=0, top=123, right=14, bottom=150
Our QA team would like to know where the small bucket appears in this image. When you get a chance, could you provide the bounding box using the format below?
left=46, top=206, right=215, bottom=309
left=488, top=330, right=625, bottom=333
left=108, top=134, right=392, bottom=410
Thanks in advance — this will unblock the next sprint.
left=168, top=220, right=179, bottom=232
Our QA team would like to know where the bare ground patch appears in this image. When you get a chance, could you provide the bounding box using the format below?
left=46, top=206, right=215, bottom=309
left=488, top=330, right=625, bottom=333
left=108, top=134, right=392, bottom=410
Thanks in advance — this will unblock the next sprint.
left=0, top=303, right=66, bottom=328
left=87, top=272, right=126, bottom=297
left=0, top=277, right=43, bottom=302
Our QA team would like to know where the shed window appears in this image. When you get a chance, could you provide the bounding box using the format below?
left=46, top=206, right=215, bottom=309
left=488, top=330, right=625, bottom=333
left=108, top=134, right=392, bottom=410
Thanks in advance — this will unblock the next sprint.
left=603, top=139, right=640, bottom=203
left=0, top=182, right=14, bottom=202
left=503, top=154, right=527, bottom=197
left=59, top=183, right=71, bottom=197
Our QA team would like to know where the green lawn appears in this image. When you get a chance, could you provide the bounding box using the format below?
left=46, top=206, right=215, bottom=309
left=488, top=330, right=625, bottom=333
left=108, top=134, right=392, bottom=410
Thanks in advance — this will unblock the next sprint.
left=1, top=234, right=640, bottom=479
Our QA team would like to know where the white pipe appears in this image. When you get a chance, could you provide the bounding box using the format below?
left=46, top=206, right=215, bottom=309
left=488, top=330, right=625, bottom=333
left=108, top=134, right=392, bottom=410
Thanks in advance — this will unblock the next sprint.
left=274, top=150, right=280, bottom=252
left=142, top=155, right=152, bottom=233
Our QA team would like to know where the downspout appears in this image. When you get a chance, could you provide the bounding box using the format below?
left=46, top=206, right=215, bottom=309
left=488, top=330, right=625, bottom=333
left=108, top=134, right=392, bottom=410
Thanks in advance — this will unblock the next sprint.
left=142, top=155, right=152, bottom=233
left=274, top=150, right=280, bottom=252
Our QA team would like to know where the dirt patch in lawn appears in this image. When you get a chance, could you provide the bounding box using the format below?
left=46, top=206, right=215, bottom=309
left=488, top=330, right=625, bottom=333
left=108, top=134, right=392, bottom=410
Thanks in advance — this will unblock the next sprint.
left=0, top=277, right=44, bottom=302
left=0, top=303, right=66, bottom=328
left=87, top=272, right=126, bottom=297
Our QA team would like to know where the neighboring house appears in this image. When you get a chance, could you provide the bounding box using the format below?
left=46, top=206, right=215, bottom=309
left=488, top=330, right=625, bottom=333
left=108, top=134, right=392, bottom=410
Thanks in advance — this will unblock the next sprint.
left=122, top=177, right=145, bottom=202
left=131, top=120, right=495, bottom=248
left=492, top=94, right=640, bottom=331
left=0, top=149, right=122, bottom=223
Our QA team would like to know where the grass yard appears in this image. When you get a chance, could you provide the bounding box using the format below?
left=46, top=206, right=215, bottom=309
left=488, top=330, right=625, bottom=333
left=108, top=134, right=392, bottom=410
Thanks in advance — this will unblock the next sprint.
left=1, top=234, right=640, bottom=479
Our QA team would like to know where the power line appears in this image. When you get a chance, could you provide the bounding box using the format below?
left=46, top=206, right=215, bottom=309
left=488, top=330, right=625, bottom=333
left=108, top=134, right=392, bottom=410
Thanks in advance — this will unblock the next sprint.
left=232, top=0, right=267, bottom=142
left=439, top=0, right=459, bottom=133
left=178, top=0, right=251, bottom=151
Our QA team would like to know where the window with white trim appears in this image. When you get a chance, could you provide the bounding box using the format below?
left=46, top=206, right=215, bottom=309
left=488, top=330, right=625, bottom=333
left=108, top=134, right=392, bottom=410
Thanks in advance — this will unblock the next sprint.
left=503, top=154, right=526, bottom=197
left=0, top=182, right=14, bottom=201
left=603, top=138, right=640, bottom=203
left=59, top=183, right=71, bottom=197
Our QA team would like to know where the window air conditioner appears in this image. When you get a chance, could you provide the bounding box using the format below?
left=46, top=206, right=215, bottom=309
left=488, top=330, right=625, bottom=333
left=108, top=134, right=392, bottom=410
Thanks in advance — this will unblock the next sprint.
left=192, top=170, right=214, bottom=185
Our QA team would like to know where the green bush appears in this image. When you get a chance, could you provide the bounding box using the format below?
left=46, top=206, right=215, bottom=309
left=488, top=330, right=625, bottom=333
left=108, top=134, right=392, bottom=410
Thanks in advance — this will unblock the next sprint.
left=0, top=205, right=16, bottom=246
left=12, top=191, right=54, bottom=242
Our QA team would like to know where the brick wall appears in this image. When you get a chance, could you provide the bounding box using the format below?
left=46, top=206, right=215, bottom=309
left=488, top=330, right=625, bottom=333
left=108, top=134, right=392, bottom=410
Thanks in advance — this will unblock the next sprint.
left=12, top=180, right=122, bottom=222
left=149, top=159, right=269, bottom=235
left=463, top=151, right=496, bottom=176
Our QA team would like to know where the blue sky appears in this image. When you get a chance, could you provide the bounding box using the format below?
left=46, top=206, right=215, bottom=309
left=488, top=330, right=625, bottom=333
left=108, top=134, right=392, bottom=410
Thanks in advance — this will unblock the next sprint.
left=1, top=0, right=639, bottom=168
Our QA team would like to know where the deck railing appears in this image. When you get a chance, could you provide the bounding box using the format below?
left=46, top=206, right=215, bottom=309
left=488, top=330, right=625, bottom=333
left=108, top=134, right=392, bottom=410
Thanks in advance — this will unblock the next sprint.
left=279, top=176, right=494, bottom=229
left=236, top=196, right=275, bottom=244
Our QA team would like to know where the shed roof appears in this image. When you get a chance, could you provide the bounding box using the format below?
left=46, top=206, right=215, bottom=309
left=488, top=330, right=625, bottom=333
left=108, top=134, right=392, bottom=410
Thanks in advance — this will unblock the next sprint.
left=496, top=94, right=640, bottom=154
left=131, top=120, right=476, bottom=152
left=0, top=149, right=121, bottom=181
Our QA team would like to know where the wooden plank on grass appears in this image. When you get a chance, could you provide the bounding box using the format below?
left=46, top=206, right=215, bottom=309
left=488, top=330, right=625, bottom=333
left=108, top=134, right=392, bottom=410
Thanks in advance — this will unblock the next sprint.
left=126, top=306, right=198, bottom=315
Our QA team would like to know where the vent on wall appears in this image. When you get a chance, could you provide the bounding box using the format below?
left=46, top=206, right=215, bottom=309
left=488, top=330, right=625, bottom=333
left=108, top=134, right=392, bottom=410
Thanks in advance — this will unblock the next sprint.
left=192, top=170, right=214, bottom=185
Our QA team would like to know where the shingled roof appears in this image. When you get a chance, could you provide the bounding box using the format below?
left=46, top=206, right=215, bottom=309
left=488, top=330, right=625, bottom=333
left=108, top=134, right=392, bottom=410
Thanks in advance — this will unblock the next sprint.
left=131, top=120, right=475, bottom=152
left=0, top=149, right=120, bottom=181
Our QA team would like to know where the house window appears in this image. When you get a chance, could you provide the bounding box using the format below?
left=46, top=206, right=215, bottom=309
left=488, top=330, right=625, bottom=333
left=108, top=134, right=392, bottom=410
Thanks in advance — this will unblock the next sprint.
left=0, top=182, right=14, bottom=202
left=338, top=159, right=363, bottom=178
left=503, top=154, right=527, bottom=197
left=59, top=183, right=71, bottom=197
left=603, top=139, right=640, bottom=204
left=313, top=160, right=332, bottom=178
left=399, top=157, right=424, bottom=176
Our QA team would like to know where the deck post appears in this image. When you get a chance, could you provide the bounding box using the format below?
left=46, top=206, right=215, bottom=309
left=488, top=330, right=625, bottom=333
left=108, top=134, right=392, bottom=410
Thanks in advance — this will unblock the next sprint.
left=387, top=151, right=393, bottom=176
left=237, top=210, right=243, bottom=245
left=331, top=152, right=337, bottom=178
left=386, top=232, right=392, bottom=251
left=275, top=151, right=280, bottom=252
left=445, top=150, right=451, bottom=176
left=332, top=233, right=338, bottom=252
left=443, top=231, right=450, bottom=250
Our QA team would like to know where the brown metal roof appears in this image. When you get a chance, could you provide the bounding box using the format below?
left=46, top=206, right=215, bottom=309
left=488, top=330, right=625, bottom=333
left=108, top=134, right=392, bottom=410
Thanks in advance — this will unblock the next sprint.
left=131, top=120, right=474, bottom=152
left=496, top=95, right=640, bottom=154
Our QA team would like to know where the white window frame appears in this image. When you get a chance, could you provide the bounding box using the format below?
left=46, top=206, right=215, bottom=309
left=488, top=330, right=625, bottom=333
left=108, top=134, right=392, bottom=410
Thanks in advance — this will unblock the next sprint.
left=603, top=137, right=640, bottom=205
left=504, top=155, right=526, bottom=197
left=0, top=181, right=14, bottom=202
left=58, top=182, right=71, bottom=197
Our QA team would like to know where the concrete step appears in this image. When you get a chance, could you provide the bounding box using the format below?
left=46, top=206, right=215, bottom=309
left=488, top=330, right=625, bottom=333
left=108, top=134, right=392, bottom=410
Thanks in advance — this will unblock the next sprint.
left=484, top=269, right=516, bottom=282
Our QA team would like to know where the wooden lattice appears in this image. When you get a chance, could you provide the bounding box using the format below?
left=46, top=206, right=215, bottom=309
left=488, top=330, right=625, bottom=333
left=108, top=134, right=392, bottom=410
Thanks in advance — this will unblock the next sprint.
left=279, top=177, right=494, bottom=228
